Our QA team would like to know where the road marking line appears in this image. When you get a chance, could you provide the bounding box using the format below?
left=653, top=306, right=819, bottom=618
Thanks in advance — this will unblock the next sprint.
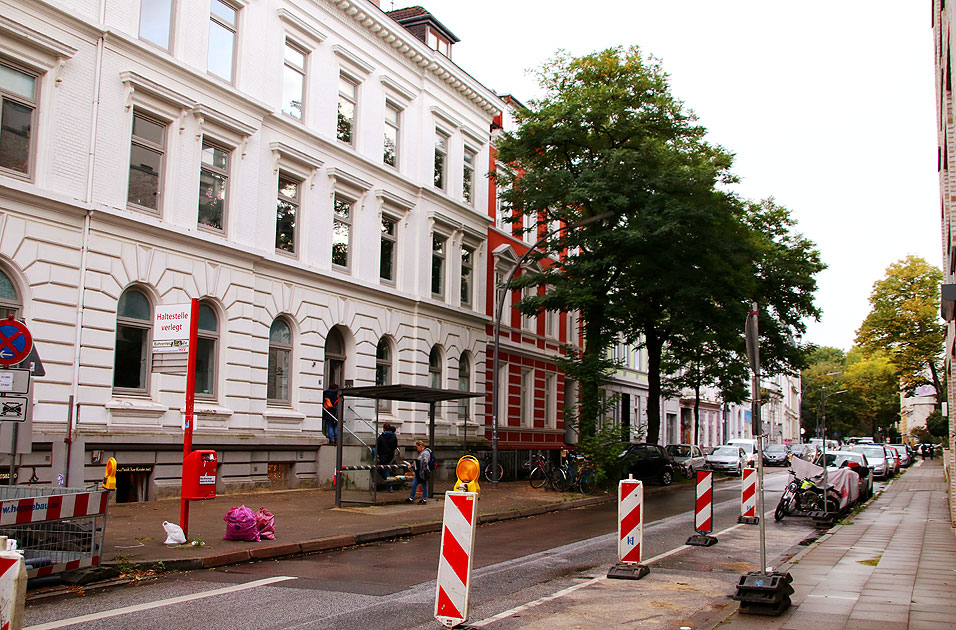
left=24, top=575, right=297, bottom=629
left=468, top=513, right=768, bottom=627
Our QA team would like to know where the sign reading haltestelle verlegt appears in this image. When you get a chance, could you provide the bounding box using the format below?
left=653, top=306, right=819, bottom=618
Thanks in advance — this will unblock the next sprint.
left=152, top=304, right=192, bottom=354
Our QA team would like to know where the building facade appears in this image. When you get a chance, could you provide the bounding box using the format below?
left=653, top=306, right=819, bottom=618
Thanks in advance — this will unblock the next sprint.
left=0, top=0, right=501, bottom=500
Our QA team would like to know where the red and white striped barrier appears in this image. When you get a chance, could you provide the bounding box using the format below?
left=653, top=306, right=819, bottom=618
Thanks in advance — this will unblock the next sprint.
left=607, top=478, right=650, bottom=580
left=435, top=491, right=478, bottom=628
left=687, top=470, right=718, bottom=546
left=738, top=468, right=759, bottom=523
left=0, top=550, right=26, bottom=630
left=0, top=491, right=108, bottom=526
left=618, top=479, right=643, bottom=563
left=695, top=470, right=713, bottom=533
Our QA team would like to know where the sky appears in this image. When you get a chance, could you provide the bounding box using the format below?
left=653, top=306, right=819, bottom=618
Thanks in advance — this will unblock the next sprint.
left=405, top=0, right=941, bottom=351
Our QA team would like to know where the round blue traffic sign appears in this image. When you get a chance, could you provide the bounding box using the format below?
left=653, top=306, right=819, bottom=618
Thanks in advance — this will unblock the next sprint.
left=0, top=319, right=32, bottom=366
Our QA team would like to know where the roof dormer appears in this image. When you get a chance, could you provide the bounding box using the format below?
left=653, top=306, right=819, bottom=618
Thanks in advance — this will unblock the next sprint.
left=386, top=6, right=460, bottom=58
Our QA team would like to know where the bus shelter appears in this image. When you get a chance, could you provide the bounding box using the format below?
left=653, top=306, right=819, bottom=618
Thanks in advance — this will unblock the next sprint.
left=333, top=384, right=484, bottom=507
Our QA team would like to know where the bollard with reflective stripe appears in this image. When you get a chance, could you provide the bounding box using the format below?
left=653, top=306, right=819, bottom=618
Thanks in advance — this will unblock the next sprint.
left=608, top=478, right=649, bottom=579
left=0, top=549, right=26, bottom=630
left=737, top=468, right=759, bottom=524
left=435, top=491, right=478, bottom=628
left=687, top=470, right=718, bottom=546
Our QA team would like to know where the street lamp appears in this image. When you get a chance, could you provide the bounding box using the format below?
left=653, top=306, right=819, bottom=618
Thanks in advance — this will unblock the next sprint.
left=800, top=371, right=841, bottom=442
left=490, top=212, right=611, bottom=487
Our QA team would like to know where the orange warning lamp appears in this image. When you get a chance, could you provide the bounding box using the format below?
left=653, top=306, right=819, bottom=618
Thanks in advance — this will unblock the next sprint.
left=104, top=457, right=117, bottom=490
left=454, top=456, right=481, bottom=497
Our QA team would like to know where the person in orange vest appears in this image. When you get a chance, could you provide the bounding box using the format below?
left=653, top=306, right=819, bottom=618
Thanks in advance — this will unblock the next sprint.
left=323, top=384, right=339, bottom=445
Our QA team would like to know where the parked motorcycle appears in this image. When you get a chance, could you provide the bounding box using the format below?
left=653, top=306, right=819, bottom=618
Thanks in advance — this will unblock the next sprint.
left=774, top=473, right=841, bottom=521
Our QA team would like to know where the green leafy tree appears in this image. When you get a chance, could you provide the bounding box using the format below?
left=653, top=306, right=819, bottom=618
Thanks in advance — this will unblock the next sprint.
left=926, top=409, right=948, bottom=439
left=855, top=255, right=945, bottom=402
left=495, top=46, right=730, bottom=441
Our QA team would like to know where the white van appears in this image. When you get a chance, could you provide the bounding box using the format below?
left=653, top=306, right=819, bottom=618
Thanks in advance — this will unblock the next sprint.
left=726, top=439, right=757, bottom=467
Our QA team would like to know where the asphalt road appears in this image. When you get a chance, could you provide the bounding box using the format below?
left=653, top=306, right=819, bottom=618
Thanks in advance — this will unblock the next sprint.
left=23, top=470, right=803, bottom=630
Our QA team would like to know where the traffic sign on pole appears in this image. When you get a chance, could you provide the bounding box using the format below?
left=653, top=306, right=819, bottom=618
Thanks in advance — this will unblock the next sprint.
left=0, top=319, right=32, bottom=366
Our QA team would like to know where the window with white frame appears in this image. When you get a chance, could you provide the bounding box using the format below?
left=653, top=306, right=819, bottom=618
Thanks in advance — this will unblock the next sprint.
left=384, top=102, right=400, bottom=166
left=376, top=336, right=391, bottom=412
left=545, top=372, right=556, bottom=429
left=267, top=318, right=292, bottom=404
left=429, top=345, right=442, bottom=389
left=434, top=129, right=448, bottom=190
left=276, top=174, right=299, bottom=254
left=127, top=111, right=166, bottom=213
left=458, top=353, right=471, bottom=421
left=198, top=140, right=229, bottom=232
left=195, top=301, right=218, bottom=398
left=208, top=0, right=238, bottom=83
left=139, top=0, right=174, bottom=50
left=113, top=288, right=151, bottom=393
left=497, top=362, right=509, bottom=425
left=431, top=235, right=446, bottom=298
left=521, top=286, right=534, bottom=331
left=545, top=309, right=557, bottom=338
left=332, top=195, right=353, bottom=269
left=0, top=61, right=37, bottom=178
left=337, top=73, right=357, bottom=144
left=0, top=268, right=20, bottom=319
left=520, top=367, right=533, bottom=427
left=495, top=164, right=512, bottom=231
left=462, top=147, right=476, bottom=205
left=460, top=245, right=473, bottom=307
left=380, top=215, right=397, bottom=283
left=282, top=41, right=306, bottom=120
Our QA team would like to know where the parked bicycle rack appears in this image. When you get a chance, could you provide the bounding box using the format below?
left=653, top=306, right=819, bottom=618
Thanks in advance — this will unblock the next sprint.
left=0, top=485, right=108, bottom=578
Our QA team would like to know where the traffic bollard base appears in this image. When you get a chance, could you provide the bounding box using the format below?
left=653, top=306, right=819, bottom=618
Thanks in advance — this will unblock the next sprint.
left=733, top=571, right=794, bottom=616
left=737, top=516, right=760, bottom=525
left=607, top=562, right=650, bottom=580
left=686, top=534, right=718, bottom=547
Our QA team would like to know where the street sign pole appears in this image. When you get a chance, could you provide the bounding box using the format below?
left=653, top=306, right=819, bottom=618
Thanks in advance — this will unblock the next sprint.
left=745, top=303, right=766, bottom=576
left=179, top=299, right=199, bottom=538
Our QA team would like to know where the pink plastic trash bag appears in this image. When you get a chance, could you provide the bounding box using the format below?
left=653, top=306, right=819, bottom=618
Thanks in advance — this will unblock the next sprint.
left=223, top=505, right=260, bottom=542
left=256, top=507, right=276, bottom=540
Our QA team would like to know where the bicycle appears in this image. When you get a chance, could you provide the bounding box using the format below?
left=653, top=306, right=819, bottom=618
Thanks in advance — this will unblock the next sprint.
left=560, top=453, right=593, bottom=494
left=467, top=450, right=504, bottom=483
left=576, top=459, right=597, bottom=494
left=526, top=451, right=569, bottom=491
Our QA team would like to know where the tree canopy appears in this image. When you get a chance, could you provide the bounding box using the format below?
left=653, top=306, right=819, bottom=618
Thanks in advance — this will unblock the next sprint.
left=495, top=47, right=823, bottom=443
left=855, top=255, right=944, bottom=402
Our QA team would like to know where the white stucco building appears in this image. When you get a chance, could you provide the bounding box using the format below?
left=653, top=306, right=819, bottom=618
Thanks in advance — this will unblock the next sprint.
left=0, top=0, right=500, bottom=500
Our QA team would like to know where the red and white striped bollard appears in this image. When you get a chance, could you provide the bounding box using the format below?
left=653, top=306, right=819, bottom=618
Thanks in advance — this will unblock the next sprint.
left=435, top=491, right=478, bottom=628
left=738, top=467, right=759, bottom=524
left=687, top=470, right=718, bottom=546
left=607, top=477, right=649, bottom=579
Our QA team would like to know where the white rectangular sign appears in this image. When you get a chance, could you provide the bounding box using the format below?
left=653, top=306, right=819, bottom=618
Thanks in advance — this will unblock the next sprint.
left=0, top=370, right=29, bottom=394
left=152, top=304, right=192, bottom=354
left=0, top=396, right=28, bottom=422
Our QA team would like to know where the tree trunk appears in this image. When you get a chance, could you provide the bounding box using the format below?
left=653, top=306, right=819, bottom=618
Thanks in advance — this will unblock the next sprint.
left=645, top=328, right=663, bottom=444
left=929, top=360, right=943, bottom=405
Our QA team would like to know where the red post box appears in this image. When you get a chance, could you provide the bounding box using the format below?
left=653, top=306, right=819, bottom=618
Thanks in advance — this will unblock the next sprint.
left=182, top=450, right=217, bottom=500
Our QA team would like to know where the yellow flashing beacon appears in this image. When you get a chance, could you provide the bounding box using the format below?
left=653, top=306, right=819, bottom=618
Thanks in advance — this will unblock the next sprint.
left=454, top=455, right=481, bottom=498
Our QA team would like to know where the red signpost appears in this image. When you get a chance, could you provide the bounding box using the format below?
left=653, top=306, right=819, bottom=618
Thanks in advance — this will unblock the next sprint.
left=179, top=299, right=199, bottom=537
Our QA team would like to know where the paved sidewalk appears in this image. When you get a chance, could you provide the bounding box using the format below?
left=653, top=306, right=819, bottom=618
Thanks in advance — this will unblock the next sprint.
left=100, top=480, right=619, bottom=570
left=721, top=458, right=956, bottom=629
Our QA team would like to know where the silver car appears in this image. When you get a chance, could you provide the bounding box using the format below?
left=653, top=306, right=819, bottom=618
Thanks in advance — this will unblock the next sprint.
left=851, top=445, right=888, bottom=479
left=666, top=444, right=707, bottom=479
left=706, top=446, right=747, bottom=475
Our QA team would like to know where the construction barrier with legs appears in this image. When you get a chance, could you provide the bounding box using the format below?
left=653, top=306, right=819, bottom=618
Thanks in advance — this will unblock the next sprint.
left=607, top=477, right=649, bottom=580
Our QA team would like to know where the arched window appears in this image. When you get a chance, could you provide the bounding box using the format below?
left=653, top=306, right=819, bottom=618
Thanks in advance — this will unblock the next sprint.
left=428, top=345, right=442, bottom=390
left=376, top=336, right=391, bottom=412
left=0, top=268, right=20, bottom=319
left=458, top=353, right=471, bottom=421
left=325, top=327, right=345, bottom=389
left=195, top=302, right=218, bottom=398
left=267, top=318, right=292, bottom=404
left=114, top=288, right=152, bottom=393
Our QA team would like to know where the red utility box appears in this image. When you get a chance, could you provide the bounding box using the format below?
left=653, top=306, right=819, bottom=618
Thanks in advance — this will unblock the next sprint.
left=182, top=450, right=217, bottom=500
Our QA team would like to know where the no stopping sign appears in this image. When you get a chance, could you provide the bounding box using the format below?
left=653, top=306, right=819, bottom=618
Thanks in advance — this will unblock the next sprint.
left=0, top=319, right=32, bottom=366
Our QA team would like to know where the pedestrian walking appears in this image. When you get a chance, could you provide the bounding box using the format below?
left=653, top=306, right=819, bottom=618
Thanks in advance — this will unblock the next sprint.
left=323, top=383, right=340, bottom=445
left=929, top=444, right=935, bottom=460
left=921, top=443, right=927, bottom=460
left=406, top=440, right=433, bottom=504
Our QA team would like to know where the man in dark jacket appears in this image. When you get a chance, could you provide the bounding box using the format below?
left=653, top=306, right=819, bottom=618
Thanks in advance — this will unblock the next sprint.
left=376, top=424, right=399, bottom=482
left=323, top=383, right=339, bottom=445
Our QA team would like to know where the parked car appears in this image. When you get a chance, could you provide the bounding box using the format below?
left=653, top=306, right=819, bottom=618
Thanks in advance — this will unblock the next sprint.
left=726, top=439, right=757, bottom=468
left=706, top=445, right=748, bottom=475
left=789, top=444, right=816, bottom=461
left=763, top=444, right=790, bottom=467
left=665, top=444, right=707, bottom=479
left=850, top=445, right=889, bottom=479
left=815, top=451, right=874, bottom=500
left=884, top=447, right=900, bottom=476
left=621, top=443, right=677, bottom=486
left=887, top=444, right=911, bottom=467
